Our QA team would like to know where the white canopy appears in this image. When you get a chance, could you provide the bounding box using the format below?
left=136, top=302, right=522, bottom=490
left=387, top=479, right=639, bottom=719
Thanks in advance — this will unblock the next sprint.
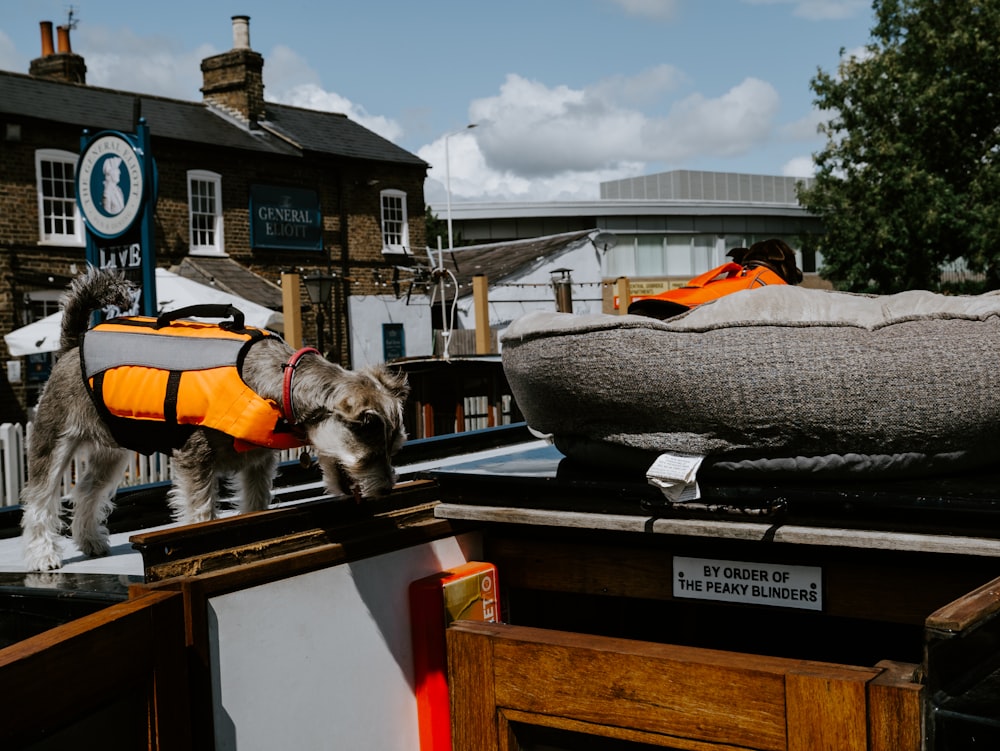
left=4, top=268, right=283, bottom=357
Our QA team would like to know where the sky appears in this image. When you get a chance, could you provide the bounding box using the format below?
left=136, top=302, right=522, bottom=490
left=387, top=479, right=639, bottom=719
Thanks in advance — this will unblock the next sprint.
left=0, top=0, right=876, bottom=205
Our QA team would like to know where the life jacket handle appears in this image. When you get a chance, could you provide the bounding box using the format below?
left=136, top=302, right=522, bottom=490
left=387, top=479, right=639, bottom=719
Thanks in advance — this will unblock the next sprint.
left=681, top=262, right=744, bottom=289
left=155, top=304, right=246, bottom=332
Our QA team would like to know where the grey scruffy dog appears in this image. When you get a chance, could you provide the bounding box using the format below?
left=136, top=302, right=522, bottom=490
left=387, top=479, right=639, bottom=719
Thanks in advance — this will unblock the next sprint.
left=21, top=267, right=409, bottom=571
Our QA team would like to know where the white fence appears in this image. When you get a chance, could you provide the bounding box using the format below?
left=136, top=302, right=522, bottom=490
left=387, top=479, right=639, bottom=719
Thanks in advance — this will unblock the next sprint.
left=0, top=422, right=304, bottom=508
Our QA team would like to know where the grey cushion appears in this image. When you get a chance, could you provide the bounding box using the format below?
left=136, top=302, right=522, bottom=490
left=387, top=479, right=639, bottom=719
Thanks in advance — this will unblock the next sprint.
left=500, top=286, right=1000, bottom=478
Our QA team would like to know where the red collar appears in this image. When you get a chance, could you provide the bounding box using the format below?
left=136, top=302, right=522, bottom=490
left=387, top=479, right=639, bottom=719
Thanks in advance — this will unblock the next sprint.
left=281, top=347, right=321, bottom=426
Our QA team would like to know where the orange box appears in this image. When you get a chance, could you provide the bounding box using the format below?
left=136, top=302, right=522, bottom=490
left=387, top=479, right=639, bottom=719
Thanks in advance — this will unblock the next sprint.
left=409, top=561, right=500, bottom=751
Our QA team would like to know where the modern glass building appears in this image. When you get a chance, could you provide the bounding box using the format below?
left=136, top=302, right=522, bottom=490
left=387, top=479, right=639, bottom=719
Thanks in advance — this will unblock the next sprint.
left=429, top=169, right=825, bottom=287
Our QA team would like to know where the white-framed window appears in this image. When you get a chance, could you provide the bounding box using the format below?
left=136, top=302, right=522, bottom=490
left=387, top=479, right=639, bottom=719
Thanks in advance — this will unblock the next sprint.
left=187, top=170, right=225, bottom=255
left=35, top=149, right=84, bottom=246
left=380, top=189, right=408, bottom=254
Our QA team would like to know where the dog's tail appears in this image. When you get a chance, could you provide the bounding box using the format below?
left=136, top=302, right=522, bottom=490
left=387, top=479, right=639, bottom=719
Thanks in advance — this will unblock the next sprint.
left=59, top=267, right=135, bottom=351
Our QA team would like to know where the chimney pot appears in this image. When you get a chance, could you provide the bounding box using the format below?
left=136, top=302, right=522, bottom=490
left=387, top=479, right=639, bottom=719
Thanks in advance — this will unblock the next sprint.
left=30, top=19, right=86, bottom=83
left=56, top=25, right=72, bottom=54
left=232, top=15, right=251, bottom=50
left=39, top=21, right=54, bottom=56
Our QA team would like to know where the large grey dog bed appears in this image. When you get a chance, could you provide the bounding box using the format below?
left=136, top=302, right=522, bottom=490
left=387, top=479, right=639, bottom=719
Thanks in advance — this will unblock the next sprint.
left=501, top=286, right=1000, bottom=478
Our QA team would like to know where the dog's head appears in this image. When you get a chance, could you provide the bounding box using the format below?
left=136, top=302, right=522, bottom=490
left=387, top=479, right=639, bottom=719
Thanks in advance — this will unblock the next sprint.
left=727, top=238, right=803, bottom=285
left=295, top=362, right=410, bottom=499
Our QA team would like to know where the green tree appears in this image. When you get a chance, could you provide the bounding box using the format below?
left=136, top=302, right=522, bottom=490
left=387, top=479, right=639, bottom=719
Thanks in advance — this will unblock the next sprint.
left=800, top=0, right=1000, bottom=293
left=425, top=206, right=447, bottom=249
left=424, top=205, right=468, bottom=249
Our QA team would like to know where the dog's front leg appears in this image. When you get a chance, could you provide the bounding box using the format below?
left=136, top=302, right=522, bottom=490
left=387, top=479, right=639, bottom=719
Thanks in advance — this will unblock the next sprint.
left=168, top=436, right=221, bottom=524
left=234, top=449, right=278, bottom=514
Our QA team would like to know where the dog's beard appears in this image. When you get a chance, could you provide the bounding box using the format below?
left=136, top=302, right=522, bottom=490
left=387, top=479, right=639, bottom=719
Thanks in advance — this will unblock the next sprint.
left=317, top=455, right=360, bottom=499
left=296, top=367, right=408, bottom=502
left=316, top=454, right=396, bottom=501
left=309, top=417, right=404, bottom=501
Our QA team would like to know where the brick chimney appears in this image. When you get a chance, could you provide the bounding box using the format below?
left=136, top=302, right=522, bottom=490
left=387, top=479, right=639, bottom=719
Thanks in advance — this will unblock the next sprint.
left=201, top=15, right=265, bottom=124
left=29, top=20, right=87, bottom=84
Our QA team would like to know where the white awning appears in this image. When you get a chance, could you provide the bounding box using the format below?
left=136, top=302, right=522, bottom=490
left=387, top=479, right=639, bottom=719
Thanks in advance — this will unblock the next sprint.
left=4, top=268, right=283, bottom=357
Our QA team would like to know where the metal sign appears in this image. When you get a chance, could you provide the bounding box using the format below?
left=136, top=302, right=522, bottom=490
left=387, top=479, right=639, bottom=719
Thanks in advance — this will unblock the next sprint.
left=78, top=120, right=157, bottom=316
left=77, top=132, right=145, bottom=238
left=249, top=185, right=322, bottom=251
left=673, top=556, right=823, bottom=611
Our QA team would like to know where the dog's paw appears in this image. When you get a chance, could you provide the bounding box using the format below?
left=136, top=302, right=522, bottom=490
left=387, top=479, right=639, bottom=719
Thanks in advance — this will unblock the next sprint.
left=77, top=536, right=111, bottom=558
left=24, top=549, right=63, bottom=572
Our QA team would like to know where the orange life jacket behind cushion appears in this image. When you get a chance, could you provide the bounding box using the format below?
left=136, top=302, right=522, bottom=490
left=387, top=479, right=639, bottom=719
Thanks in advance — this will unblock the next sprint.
left=627, top=262, right=789, bottom=319
left=80, top=316, right=306, bottom=455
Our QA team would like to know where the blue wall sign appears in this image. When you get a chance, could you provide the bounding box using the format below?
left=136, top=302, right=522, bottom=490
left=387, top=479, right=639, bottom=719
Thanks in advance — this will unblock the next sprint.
left=382, top=323, right=405, bottom=362
left=249, top=185, right=322, bottom=251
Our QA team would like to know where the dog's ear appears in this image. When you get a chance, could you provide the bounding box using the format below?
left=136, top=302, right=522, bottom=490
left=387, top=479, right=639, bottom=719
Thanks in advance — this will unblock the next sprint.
left=746, top=239, right=786, bottom=262
left=331, top=366, right=410, bottom=423
left=746, top=238, right=804, bottom=285
left=727, top=247, right=750, bottom=265
left=370, top=364, right=410, bottom=402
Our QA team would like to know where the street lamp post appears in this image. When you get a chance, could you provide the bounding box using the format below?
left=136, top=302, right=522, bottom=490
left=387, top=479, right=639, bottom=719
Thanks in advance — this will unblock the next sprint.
left=444, top=123, right=477, bottom=252
left=303, top=273, right=336, bottom=358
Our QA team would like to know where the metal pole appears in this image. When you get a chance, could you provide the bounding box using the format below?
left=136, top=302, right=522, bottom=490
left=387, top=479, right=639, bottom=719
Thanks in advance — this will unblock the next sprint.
left=554, top=280, right=573, bottom=313
left=443, top=123, right=476, bottom=252
left=137, top=118, right=157, bottom=317
left=316, top=306, right=325, bottom=356
left=445, top=135, right=454, bottom=253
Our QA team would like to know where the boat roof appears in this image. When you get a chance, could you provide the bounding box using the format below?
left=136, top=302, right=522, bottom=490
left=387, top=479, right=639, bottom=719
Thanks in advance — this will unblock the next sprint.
left=4, top=423, right=1000, bottom=594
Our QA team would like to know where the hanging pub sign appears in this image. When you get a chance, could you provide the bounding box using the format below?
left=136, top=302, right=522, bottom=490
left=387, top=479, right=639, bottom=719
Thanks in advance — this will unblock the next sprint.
left=249, top=185, right=323, bottom=251
left=77, top=119, right=158, bottom=316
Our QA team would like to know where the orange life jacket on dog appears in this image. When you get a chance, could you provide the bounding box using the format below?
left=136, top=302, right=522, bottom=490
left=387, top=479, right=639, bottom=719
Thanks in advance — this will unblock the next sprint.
left=627, top=262, right=789, bottom=319
left=80, top=315, right=306, bottom=455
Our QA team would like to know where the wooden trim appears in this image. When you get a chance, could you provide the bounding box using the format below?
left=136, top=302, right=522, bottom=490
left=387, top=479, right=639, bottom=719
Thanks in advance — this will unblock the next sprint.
left=868, top=660, right=923, bottom=751
left=131, top=481, right=452, bottom=582
left=136, top=506, right=461, bottom=593
left=131, top=502, right=478, bottom=749
left=786, top=667, right=872, bottom=750
left=925, top=573, right=1000, bottom=634
left=448, top=616, right=500, bottom=751
left=448, top=620, right=922, bottom=751
left=486, top=534, right=997, bottom=626
left=499, top=709, right=757, bottom=750
left=435, top=503, right=1000, bottom=557
left=0, top=591, right=190, bottom=749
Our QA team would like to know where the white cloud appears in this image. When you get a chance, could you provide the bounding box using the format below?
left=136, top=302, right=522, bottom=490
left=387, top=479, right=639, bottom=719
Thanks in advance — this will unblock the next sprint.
left=466, top=74, right=649, bottom=176
left=26, top=18, right=802, bottom=205
left=643, top=77, right=781, bottom=160
left=607, top=0, right=681, bottom=21
left=273, top=82, right=404, bottom=143
left=781, top=108, right=828, bottom=141
left=420, top=71, right=782, bottom=202
left=420, top=127, right=644, bottom=203
left=0, top=29, right=18, bottom=72
left=590, top=64, right=687, bottom=108
left=782, top=155, right=816, bottom=177
left=740, top=0, right=869, bottom=21
left=842, top=44, right=874, bottom=64
left=263, top=44, right=404, bottom=143
left=472, top=72, right=778, bottom=173
left=78, top=26, right=210, bottom=100
left=261, top=44, right=322, bottom=95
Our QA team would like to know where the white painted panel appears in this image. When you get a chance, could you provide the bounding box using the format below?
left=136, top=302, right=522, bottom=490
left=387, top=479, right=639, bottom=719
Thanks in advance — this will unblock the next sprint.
left=208, top=532, right=481, bottom=751
left=349, top=295, right=434, bottom=368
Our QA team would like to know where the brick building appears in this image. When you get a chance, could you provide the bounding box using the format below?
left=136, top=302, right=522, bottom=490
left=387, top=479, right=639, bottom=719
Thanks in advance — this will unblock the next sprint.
left=0, top=16, right=428, bottom=422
